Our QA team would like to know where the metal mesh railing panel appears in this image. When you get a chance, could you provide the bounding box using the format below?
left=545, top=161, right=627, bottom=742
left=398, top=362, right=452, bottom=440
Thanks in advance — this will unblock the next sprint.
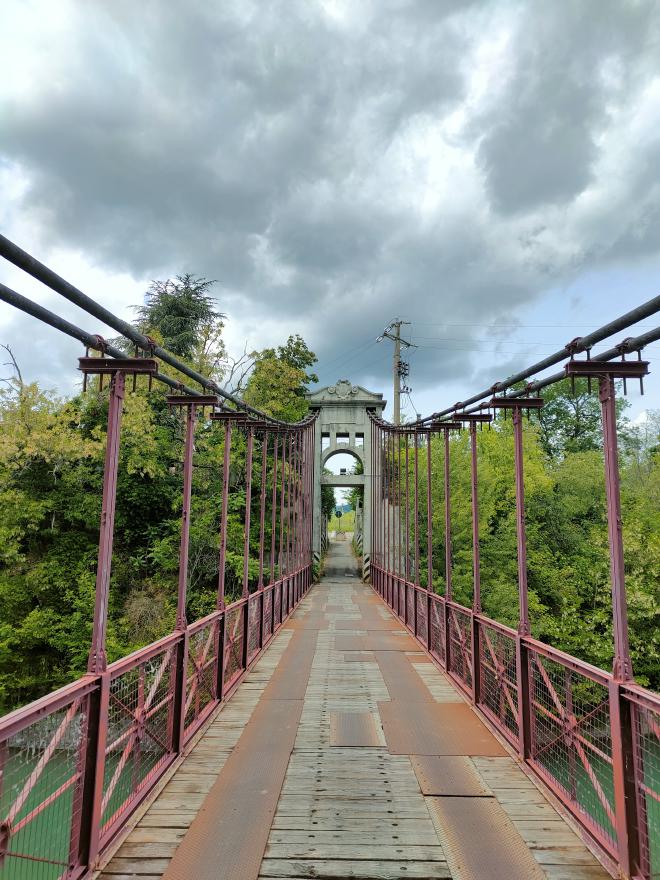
left=429, top=597, right=445, bottom=663
left=184, top=620, right=219, bottom=738
left=102, top=645, right=175, bottom=836
left=478, top=623, right=519, bottom=744
left=274, top=583, right=282, bottom=628
left=0, top=690, right=90, bottom=880
left=247, top=595, right=261, bottom=661
left=223, top=604, right=245, bottom=689
left=406, top=583, right=415, bottom=628
left=448, top=605, right=472, bottom=689
left=416, top=590, right=428, bottom=646
left=263, top=588, right=273, bottom=642
left=528, top=649, right=615, bottom=852
left=628, top=695, right=660, bottom=879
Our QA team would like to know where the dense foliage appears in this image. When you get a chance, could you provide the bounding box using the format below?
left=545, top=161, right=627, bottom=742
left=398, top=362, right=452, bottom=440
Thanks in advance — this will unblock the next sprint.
left=407, top=382, right=659, bottom=688
left=1, top=286, right=658, bottom=711
left=0, top=284, right=318, bottom=712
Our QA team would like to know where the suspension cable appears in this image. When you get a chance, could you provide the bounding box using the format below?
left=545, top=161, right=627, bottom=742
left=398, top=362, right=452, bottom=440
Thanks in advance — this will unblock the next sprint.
left=416, top=297, right=660, bottom=424
left=0, top=281, right=213, bottom=398
left=0, top=233, right=307, bottom=426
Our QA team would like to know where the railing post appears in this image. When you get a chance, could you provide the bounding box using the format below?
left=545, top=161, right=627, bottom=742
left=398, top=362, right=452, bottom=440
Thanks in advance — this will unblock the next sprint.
left=77, top=362, right=135, bottom=871
left=599, top=376, right=633, bottom=680
left=88, top=370, right=125, bottom=675
left=442, top=428, right=451, bottom=672
left=426, top=431, right=433, bottom=648
left=257, top=432, right=268, bottom=649
left=271, top=434, right=279, bottom=587
left=217, top=421, right=232, bottom=612
left=469, top=420, right=481, bottom=706
left=512, top=405, right=532, bottom=760
left=213, top=419, right=233, bottom=702
left=242, top=427, right=254, bottom=670
left=80, top=369, right=123, bottom=870
left=216, top=612, right=226, bottom=701
left=609, top=681, right=641, bottom=879
left=397, top=433, right=402, bottom=610
left=600, top=374, right=640, bottom=878
left=168, top=399, right=199, bottom=752
left=76, top=671, right=110, bottom=871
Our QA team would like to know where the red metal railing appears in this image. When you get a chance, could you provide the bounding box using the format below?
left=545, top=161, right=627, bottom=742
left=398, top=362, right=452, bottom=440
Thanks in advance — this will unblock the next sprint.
left=1, top=245, right=659, bottom=880
left=0, top=355, right=316, bottom=878
left=0, top=569, right=311, bottom=879
left=369, top=346, right=660, bottom=880
left=371, top=564, right=660, bottom=879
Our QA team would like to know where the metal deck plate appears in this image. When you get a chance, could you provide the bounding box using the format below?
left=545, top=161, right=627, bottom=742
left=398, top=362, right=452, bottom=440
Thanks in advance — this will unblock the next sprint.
left=266, top=629, right=318, bottom=700
left=286, top=615, right=329, bottom=631
left=342, top=651, right=376, bottom=662
left=162, top=699, right=303, bottom=880
left=329, top=711, right=382, bottom=747
left=335, top=632, right=420, bottom=652
left=378, top=701, right=507, bottom=756
left=427, top=796, right=546, bottom=879
left=411, top=755, right=493, bottom=796
left=375, top=651, right=435, bottom=701
left=334, top=619, right=403, bottom=630
left=162, top=627, right=318, bottom=880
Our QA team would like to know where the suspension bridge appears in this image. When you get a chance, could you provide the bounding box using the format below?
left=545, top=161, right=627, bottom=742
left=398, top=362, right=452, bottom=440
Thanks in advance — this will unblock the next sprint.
left=0, top=234, right=658, bottom=880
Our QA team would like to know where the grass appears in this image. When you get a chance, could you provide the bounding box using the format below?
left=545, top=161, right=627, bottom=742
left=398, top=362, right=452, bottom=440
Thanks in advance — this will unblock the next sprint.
left=328, top=509, right=355, bottom=532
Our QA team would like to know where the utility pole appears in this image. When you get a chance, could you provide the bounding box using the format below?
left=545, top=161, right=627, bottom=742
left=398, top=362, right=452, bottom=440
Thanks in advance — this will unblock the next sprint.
left=377, top=319, right=414, bottom=425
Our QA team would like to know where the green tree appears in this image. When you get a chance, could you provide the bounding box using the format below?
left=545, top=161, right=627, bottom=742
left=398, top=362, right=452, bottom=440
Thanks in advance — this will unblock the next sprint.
left=136, top=274, right=224, bottom=362
left=0, top=308, right=320, bottom=709
left=243, top=336, right=318, bottom=422
left=537, top=378, right=629, bottom=459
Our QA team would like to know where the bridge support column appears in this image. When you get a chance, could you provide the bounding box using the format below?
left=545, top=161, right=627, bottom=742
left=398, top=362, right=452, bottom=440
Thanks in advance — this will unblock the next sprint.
left=469, top=420, right=482, bottom=706
left=600, top=375, right=640, bottom=879
left=512, top=406, right=532, bottom=761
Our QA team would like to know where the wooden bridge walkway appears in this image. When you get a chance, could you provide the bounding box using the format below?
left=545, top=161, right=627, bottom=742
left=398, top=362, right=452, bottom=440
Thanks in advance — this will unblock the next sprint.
left=98, top=541, right=611, bottom=880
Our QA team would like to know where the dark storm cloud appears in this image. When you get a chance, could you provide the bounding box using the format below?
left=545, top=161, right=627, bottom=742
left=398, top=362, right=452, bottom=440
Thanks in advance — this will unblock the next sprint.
left=475, top=0, right=660, bottom=214
left=1, top=0, right=660, bottom=395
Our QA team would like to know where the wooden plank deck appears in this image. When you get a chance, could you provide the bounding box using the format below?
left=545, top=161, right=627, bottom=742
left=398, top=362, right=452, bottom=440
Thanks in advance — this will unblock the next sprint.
left=98, top=542, right=612, bottom=880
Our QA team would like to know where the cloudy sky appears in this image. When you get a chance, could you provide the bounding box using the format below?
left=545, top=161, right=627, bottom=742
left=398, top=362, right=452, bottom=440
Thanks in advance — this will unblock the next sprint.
left=1, top=0, right=660, bottom=421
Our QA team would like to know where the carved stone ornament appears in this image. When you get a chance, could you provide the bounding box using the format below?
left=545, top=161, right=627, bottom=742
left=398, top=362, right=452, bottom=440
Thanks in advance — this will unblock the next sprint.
left=328, top=379, right=358, bottom=398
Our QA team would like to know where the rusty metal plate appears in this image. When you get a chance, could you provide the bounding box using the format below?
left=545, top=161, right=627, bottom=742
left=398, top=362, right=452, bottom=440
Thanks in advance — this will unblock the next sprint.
left=162, top=699, right=303, bottom=880
left=378, top=701, right=507, bottom=756
left=427, top=796, right=545, bottom=879
left=163, top=627, right=318, bottom=880
left=329, top=712, right=382, bottom=747
left=411, top=756, right=492, bottom=796
left=286, top=615, right=329, bottom=631
left=342, top=652, right=376, bottom=662
left=375, top=651, right=434, bottom=701
left=335, top=632, right=420, bottom=652
left=334, top=619, right=403, bottom=630
left=264, top=629, right=318, bottom=700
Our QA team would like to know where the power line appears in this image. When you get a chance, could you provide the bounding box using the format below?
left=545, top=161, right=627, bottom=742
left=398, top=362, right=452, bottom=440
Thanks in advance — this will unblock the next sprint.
left=320, top=338, right=378, bottom=374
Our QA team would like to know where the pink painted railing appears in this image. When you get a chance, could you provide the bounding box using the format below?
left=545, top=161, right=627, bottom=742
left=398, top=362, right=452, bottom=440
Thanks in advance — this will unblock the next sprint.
left=371, top=567, right=660, bottom=880
left=369, top=335, right=660, bottom=880
left=0, top=568, right=311, bottom=879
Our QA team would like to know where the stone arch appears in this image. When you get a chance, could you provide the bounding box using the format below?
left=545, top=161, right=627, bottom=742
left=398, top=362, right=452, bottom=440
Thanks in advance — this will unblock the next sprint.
left=305, top=378, right=386, bottom=580
left=322, top=446, right=364, bottom=472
